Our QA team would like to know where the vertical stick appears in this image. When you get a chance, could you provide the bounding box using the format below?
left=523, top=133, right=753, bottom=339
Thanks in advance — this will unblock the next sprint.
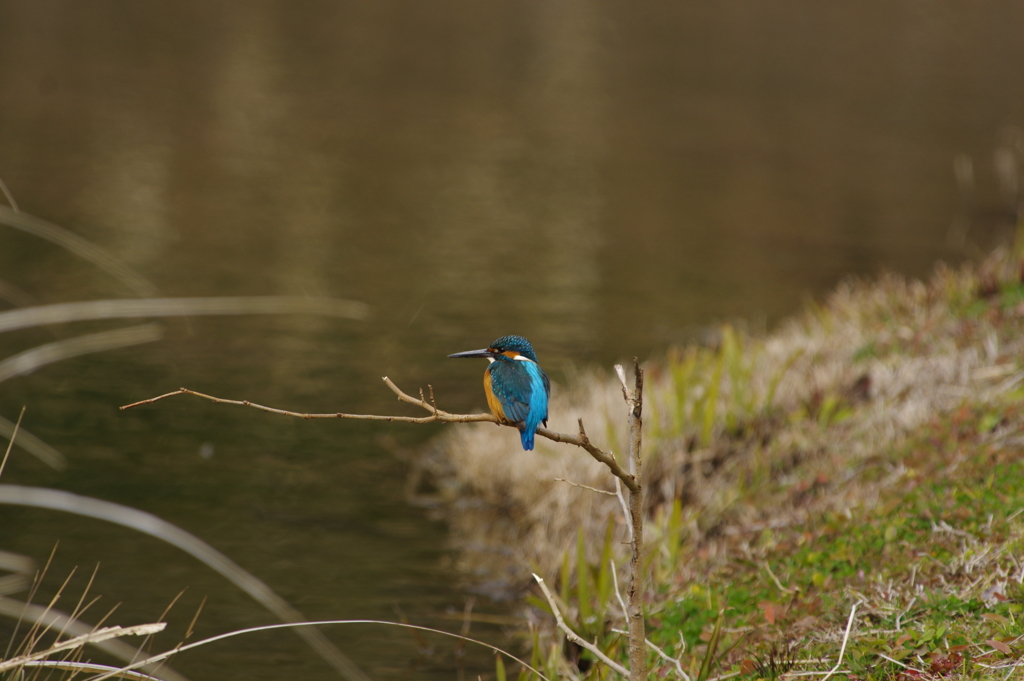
left=626, top=358, right=646, bottom=681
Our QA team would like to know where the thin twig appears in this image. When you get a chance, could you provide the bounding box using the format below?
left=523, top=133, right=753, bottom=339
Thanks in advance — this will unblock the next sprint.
left=554, top=479, right=616, bottom=496
left=121, top=380, right=640, bottom=491
left=645, top=639, right=690, bottom=681
left=610, top=560, right=629, bottom=619
left=532, top=574, right=629, bottom=678
left=556, top=418, right=638, bottom=491
left=120, top=384, right=485, bottom=424
left=643, top=639, right=692, bottom=679
left=614, top=364, right=630, bottom=402
left=428, top=385, right=439, bottom=416
left=614, top=478, right=633, bottom=542
left=762, top=563, right=796, bottom=594
left=819, top=602, right=860, bottom=681
left=610, top=628, right=691, bottom=681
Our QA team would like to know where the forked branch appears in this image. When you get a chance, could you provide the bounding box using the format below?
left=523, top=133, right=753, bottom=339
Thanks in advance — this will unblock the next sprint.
left=121, top=377, right=640, bottom=492
left=123, top=359, right=648, bottom=680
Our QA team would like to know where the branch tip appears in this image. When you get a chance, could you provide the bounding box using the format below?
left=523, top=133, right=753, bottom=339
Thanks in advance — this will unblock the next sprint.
left=614, top=364, right=630, bottom=402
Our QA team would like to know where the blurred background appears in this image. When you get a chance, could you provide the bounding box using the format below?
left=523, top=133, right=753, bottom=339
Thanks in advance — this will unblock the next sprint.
left=0, top=2, right=1022, bottom=679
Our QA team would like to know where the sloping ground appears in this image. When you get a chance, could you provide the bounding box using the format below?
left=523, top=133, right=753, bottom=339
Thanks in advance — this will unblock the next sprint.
left=430, top=248, right=1024, bottom=679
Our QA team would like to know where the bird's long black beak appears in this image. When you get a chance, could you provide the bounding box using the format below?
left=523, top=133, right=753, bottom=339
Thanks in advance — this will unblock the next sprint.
left=448, top=347, right=494, bottom=359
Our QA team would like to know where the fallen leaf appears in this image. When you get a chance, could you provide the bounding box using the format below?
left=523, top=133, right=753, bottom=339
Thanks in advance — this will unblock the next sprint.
left=759, top=601, right=777, bottom=624
left=987, top=639, right=1012, bottom=655
left=982, top=613, right=1011, bottom=626
left=895, top=633, right=915, bottom=648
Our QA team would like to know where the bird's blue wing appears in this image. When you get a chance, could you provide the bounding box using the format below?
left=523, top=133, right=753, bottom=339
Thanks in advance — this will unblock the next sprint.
left=520, top=363, right=549, bottom=450
left=517, top=364, right=548, bottom=429
left=487, top=361, right=534, bottom=423
left=488, top=360, right=550, bottom=450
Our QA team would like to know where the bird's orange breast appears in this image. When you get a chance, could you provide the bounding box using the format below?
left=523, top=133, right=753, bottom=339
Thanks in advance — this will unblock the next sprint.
left=483, top=369, right=507, bottom=421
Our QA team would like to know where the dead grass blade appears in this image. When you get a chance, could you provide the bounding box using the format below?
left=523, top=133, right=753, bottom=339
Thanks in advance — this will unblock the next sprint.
left=20, top=660, right=166, bottom=681
left=0, top=622, right=166, bottom=672
left=82, top=619, right=548, bottom=681
left=0, top=414, right=67, bottom=470
left=0, top=406, right=22, bottom=481
left=0, top=484, right=369, bottom=681
left=0, top=296, right=368, bottom=334
left=0, top=205, right=157, bottom=296
left=0, top=549, right=33, bottom=597
left=0, top=324, right=162, bottom=383
left=0, top=278, right=36, bottom=307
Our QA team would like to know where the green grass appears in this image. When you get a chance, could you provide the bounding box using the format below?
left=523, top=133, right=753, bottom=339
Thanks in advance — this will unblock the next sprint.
left=522, top=403, right=1024, bottom=680
left=642, top=405, right=1024, bottom=679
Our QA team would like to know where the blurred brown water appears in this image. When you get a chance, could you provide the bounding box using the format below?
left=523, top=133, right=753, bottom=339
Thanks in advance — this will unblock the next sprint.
left=0, top=2, right=1022, bottom=679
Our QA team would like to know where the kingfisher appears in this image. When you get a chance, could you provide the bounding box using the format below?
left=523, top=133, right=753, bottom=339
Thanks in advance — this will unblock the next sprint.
left=448, top=335, right=551, bottom=451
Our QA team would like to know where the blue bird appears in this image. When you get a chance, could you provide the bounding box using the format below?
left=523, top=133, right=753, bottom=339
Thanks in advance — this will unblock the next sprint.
left=448, top=335, right=551, bottom=451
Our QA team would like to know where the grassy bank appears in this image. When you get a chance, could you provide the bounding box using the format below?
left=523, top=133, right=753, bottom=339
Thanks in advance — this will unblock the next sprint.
left=431, top=247, right=1024, bottom=679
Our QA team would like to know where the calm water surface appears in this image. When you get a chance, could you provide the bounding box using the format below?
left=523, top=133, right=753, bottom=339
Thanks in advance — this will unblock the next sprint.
left=1, top=2, right=1023, bottom=679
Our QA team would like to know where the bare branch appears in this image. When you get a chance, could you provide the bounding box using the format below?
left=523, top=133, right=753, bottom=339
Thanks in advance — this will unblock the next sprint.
left=614, top=555, right=691, bottom=680
left=539, top=418, right=638, bottom=491
left=532, top=573, right=629, bottom=678
left=121, top=360, right=652, bottom=679
left=625, top=357, right=647, bottom=680
left=121, top=379, right=641, bottom=491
